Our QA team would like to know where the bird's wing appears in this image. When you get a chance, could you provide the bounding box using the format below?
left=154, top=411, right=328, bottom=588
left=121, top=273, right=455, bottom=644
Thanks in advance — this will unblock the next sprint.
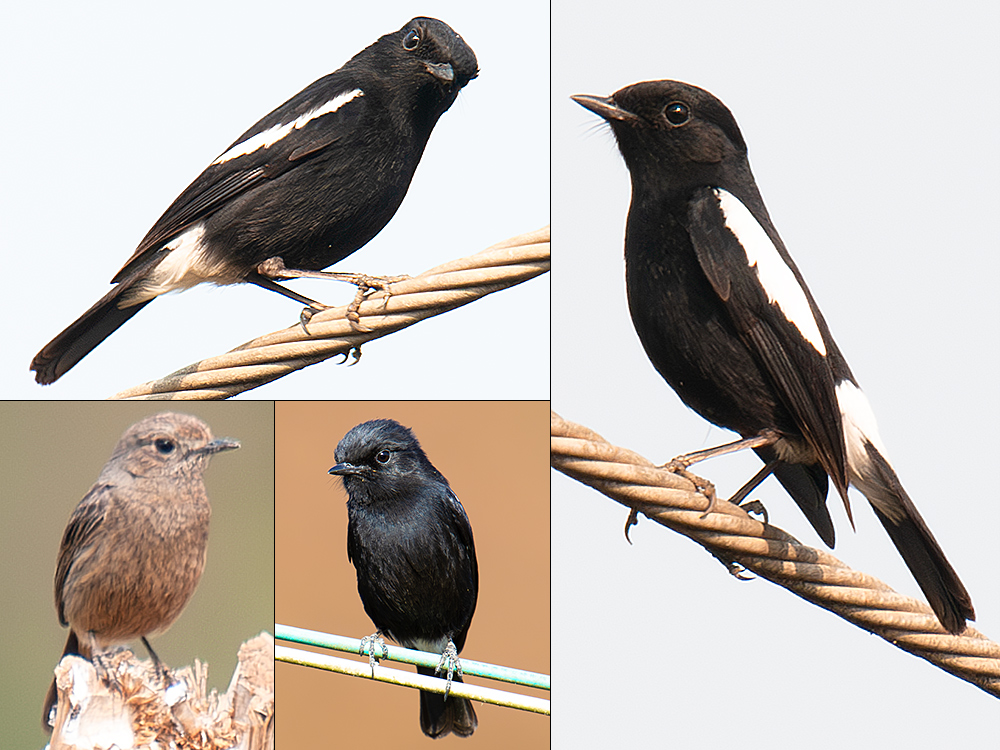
left=54, top=485, right=111, bottom=626
left=112, top=73, right=373, bottom=283
left=687, top=186, right=849, bottom=497
left=442, top=489, right=478, bottom=589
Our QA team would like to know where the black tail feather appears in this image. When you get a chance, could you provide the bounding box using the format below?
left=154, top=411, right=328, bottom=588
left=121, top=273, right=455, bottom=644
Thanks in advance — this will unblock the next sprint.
left=42, top=630, right=84, bottom=733
left=31, top=284, right=150, bottom=384
left=756, top=447, right=835, bottom=548
left=862, top=443, right=974, bottom=634
left=416, top=666, right=477, bottom=738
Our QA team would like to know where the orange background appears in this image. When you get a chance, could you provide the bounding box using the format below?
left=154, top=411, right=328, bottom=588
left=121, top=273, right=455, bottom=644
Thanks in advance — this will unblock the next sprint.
left=275, top=401, right=550, bottom=747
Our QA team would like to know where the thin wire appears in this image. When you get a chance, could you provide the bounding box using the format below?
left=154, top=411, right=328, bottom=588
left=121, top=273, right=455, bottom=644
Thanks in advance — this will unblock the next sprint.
left=276, top=624, right=549, bottom=690
left=276, top=646, right=549, bottom=716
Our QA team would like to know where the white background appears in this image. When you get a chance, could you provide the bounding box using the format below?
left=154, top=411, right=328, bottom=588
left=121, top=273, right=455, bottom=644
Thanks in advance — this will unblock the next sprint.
left=2, top=1, right=549, bottom=399
left=553, top=1, right=1000, bottom=747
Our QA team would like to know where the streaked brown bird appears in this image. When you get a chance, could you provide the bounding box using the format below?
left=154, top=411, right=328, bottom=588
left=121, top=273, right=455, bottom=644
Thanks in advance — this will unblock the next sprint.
left=42, top=412, right=239, bottom=732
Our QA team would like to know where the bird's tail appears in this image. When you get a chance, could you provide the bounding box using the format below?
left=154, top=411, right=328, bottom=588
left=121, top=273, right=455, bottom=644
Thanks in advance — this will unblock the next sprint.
left=31, top=283, right=151, bottom=384
left=416, top=666, right=477, bottom=738
left=855, top=441, right=974, bottom=634
left=756, top=447, right=836, bottom=548
left=42, top=630, right=89, bottom=733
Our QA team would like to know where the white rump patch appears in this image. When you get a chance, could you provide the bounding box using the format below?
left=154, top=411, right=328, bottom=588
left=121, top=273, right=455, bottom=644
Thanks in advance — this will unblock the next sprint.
left=836, top=379, right=888, bottom=477
left=716, top=188, right=827, bottom=356
left=212, top=88, right=364, bottom=165
left=124, top=223, right=228, bottom=303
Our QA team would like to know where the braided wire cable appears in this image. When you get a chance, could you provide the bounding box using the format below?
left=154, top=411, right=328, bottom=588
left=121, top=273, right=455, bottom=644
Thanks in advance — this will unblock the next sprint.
left=111, top=226, right=549, bottom=399
left=550, top=411, right=1000, bottom=697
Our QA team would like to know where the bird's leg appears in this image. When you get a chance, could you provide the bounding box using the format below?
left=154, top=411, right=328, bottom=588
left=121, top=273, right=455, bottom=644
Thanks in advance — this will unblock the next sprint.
left=435, top=639, right=463, bottom=700
left=254, top=257, right=409, bottom=332
left=85, top=633, right=127, bottom=696
left=140, top=636, right=173, bottom=689
left=726, top=459, right=778, bottom=524
left=359, top=631, right=388, bottom=674
left=664, top=429, right=781, bottom=471
left=661, top=430, right=780, bottom=517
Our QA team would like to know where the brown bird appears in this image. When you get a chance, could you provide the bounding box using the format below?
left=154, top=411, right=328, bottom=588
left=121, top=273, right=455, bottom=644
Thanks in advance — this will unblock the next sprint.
left=42, top=412, right=239, bottom=732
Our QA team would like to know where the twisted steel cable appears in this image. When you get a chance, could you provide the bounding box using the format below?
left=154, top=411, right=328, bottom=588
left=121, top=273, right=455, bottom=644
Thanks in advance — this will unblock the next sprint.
left=551, top=411, right=1000, bottom=696
left=111, top=226, right=549, bottom=399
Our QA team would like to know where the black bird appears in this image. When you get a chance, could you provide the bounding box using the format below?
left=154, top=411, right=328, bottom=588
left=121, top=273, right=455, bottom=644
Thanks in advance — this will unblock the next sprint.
left=31, top=17, right=478, bottom=384
left=329, top=419, right=479, bottom=738
left=573, top=80, right=974, bottom=634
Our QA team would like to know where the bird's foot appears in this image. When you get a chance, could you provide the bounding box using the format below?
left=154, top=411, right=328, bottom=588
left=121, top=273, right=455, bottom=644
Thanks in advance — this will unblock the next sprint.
left=90, top=646, right=130, bottom=696
left=342, top=273, right=410, bottom=332
left=660, top=459, right=718, bottom=517
left=708, top=549, right=755, bottom=580
left=359, top=631, right=388, bottom=674
left=435, top=639, right=463, bottom=699
left=256, top=257, right=408, bottom=333
left=298, top=304, right=363, bottom=365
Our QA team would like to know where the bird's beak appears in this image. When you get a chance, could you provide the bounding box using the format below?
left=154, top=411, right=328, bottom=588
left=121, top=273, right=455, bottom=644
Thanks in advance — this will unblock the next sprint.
left=201, top=437, right=241, bottom=455
left=572, top=94, right=638, bottom=124
left=329, top=462, right=365, bottom=477
left=424, top=61, right=455, bottom=83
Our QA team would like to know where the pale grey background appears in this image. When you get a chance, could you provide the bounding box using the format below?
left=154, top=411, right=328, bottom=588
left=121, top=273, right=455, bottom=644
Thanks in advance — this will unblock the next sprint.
left=2, top=1, right=549, bottom=399
left=553, top=1, right=999, bottom=746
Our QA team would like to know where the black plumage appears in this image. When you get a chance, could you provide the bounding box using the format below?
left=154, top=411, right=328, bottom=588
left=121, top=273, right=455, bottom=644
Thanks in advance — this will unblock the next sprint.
left=574, top=80, right=974, bottom=634
left=32, top=17, right=477, bottom=384
left=329, top=419, right=478, bottom=738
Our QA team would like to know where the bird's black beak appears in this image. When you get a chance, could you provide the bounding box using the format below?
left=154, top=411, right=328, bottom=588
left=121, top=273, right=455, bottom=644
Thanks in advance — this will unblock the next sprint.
left=329, top=462, right=365, bottom=477
left=200, top=437, right=241, bottom=455
left=572, top=94, right=638, bottom=124
left=424, top=61, right=455, bottom=82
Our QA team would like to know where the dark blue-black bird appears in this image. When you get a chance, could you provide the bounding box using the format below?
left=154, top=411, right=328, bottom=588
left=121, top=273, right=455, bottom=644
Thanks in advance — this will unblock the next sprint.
left=31, top=17, right=477, bottom=384
left=573, top=80, right=974, bottom=634
left=329, top=419, right=479, bottom=738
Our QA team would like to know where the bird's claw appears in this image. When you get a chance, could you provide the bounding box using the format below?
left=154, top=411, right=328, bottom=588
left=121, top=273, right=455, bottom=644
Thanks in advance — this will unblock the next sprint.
left=624, top=508, right=640, bottom=544
left=739, top=499, right=769, bottom=524
left=335, top=346, right=363, bottom=366
left=299, top=303, right=331, bottom=333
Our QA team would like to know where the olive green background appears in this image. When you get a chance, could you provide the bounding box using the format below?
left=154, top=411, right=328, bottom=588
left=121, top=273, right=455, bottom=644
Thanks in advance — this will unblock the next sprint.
left=0, top=402, right=275, bottom=748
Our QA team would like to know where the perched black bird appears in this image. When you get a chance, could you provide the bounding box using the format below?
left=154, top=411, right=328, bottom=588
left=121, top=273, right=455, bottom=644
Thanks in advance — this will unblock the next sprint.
left=31, top=17, right=478, bottom=384
left=329, top=419, right=479, bottom=738
left=573, top=80, right=974, bottom=634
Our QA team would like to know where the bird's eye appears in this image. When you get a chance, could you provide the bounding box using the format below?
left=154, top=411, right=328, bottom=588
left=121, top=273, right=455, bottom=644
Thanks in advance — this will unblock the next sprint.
left=402, top=29, right=420, bottom=50
left=155, top=438, right=176, bottom=455
left=664, top=102, right=690, bottom=126
left=375, top=449, right=391, bottom=464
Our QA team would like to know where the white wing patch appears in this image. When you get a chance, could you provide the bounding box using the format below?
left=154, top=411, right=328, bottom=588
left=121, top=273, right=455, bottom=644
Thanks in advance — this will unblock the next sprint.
left=212, top=88, right=364, bottom=166
left=715, top=188, right=827, bottom=356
